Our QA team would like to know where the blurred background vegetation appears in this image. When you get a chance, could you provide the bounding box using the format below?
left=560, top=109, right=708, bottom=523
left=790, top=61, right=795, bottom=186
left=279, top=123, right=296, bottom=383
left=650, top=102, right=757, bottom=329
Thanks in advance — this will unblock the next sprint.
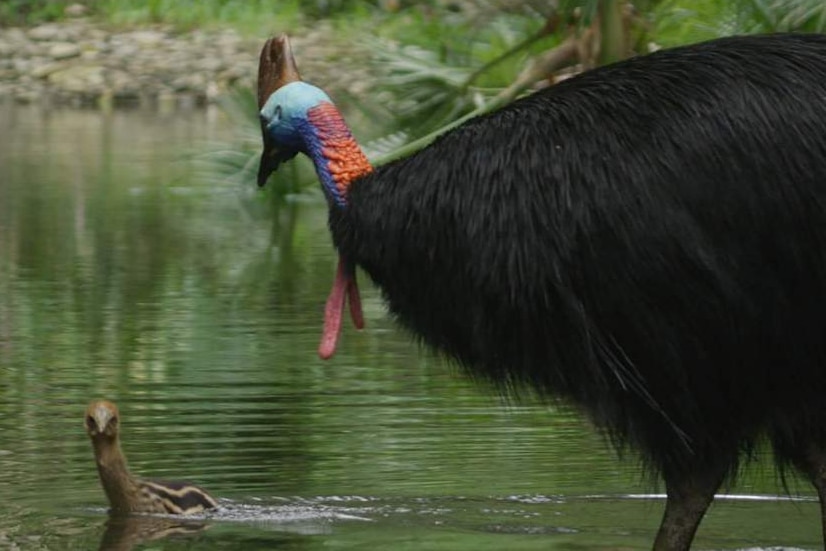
left=4, top=0, right=826, bottom=202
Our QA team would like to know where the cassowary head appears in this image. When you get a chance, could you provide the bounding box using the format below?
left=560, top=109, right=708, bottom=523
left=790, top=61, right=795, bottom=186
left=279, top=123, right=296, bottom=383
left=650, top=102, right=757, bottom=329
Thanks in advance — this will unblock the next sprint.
left=257, top=35, right=370, bottom=208
left=257, top=35, right=369, bottom=359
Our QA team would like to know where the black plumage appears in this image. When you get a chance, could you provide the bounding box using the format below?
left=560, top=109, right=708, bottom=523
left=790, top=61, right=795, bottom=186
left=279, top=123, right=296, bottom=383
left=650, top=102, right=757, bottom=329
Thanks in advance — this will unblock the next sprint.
left=258, top=33, right=826, bottom=549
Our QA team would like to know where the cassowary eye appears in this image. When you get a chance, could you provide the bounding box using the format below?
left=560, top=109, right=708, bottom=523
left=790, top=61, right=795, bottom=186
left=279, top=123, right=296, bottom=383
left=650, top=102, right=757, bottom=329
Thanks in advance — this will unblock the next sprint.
left=260, top=106, right=282, bottom=129
left=86, top=415, right=95, bottom=430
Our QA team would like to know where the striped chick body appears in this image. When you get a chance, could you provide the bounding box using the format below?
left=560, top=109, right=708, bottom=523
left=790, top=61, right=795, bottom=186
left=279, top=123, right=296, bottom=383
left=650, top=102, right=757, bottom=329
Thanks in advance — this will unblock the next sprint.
left=137, top=479, right=218, bottom=515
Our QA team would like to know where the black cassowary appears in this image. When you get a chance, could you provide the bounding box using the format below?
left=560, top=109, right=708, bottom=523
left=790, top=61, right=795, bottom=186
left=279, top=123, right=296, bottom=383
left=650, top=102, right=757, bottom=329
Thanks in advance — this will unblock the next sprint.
left=256, top=33, right=826, bottom=549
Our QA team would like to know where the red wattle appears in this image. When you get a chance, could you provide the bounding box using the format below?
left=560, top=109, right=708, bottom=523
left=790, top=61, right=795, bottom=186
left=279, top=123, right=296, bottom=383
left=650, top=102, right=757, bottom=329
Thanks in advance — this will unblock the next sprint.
left=318, top=258, right=347, bottom=359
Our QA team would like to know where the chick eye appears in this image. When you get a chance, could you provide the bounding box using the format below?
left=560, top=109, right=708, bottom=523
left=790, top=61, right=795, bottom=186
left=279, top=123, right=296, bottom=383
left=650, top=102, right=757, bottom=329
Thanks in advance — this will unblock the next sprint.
left=86, top=415, right=96, bottom=430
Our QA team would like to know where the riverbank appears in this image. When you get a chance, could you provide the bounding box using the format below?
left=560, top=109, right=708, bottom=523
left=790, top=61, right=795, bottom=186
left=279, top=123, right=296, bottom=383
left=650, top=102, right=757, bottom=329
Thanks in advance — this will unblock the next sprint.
left=0, top=16, right=367, bottom=110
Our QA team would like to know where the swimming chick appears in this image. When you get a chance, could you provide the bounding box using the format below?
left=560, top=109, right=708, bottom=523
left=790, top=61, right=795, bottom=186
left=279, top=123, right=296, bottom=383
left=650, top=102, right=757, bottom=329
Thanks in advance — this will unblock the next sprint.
left=85, top=400, right=218, bottom=515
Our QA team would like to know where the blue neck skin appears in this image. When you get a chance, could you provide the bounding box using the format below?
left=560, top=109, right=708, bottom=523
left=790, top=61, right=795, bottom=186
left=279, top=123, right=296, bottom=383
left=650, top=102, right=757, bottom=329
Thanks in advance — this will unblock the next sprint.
left=295, top=117, right=346, bottom=208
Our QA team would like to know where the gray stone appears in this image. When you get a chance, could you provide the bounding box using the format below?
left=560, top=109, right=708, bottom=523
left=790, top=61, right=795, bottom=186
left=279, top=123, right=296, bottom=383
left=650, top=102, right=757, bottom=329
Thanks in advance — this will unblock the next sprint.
left=49, top=65, right=105, bottom=93
left=0, top=41, right=14, bottom=59
left=0, top=68, right=18, bottom=81
left=13, top=87, right=40, bottom=104
left=108, top=69, right=138, bottom=97
left=30, top=61, right=65, bottom=79
left=80, top=49, right=101, bottom=62
left=129, top=30, right=167, bottom=47
left=3, top=28, right=27, bottom=43
left=27, top=24, right=63, bottom=42
left=64, top=3, right=89, bottom=17
left=170, top=72, right=207, bottom=92
left=48, top=42, right=81, bottom=60
left=12, top=58, right=32, bottom=72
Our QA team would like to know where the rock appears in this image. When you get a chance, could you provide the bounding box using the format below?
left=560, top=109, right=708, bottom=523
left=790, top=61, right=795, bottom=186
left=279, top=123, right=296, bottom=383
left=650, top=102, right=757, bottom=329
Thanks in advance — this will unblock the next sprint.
left=12, top=58, right=33, bottom=73
left=13, top=87, right=41, bottom=104
left=64, top=4, right=89, bottom=17
left=196, top=56, right=225, bottom=73
left=4, top=28, right=27, bottom=43
left=27, top=24, right=63, bottom=42
left=0, top=40, right=14, bottom=59
left=170, top=72, right=207, bottom=92
left=129, top=30, right=168, bottom=47
left=30, top=61, right=65, bottom=79
left=80, top=49, right=102, bottom=62
left=48, top=42, right=81, bottom=60
left=0, top=68, right=18, bottom=81
left=108, top=68, right=139, bottom=100
left=48, top=65, right=105, bottom=93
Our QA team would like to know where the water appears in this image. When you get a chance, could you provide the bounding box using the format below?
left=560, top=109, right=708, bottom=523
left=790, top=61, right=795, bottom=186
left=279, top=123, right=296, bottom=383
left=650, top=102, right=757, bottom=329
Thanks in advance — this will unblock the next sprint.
left=0, top=103, right=821, bottom=550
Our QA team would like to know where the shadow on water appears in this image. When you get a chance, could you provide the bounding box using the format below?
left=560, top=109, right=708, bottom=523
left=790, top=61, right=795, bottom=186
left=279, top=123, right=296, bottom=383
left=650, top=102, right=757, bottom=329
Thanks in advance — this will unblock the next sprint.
left=0, top=104, right=822, bottom=549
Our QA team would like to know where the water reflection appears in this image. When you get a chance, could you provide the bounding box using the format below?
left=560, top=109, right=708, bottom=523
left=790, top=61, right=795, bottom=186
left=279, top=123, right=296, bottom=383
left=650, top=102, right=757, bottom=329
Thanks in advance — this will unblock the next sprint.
left=97, top=515, right=209, bottom=551
left=0, top=104, right=821, bottom=549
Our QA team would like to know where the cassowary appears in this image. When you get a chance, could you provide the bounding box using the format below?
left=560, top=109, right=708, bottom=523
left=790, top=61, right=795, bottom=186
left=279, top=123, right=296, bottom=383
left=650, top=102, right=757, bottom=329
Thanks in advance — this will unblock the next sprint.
left=256, top=33, right=826, bottom=549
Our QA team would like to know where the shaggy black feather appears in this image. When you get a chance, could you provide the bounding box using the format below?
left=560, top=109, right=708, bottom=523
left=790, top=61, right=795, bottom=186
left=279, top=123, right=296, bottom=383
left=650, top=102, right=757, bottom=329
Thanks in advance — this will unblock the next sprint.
left=329, top=33, right=826, bottom=485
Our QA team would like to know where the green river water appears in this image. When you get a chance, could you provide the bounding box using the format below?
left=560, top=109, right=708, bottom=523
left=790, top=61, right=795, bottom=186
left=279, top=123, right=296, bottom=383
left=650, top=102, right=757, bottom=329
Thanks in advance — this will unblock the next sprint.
left=0, top=104, right=820, bottom=550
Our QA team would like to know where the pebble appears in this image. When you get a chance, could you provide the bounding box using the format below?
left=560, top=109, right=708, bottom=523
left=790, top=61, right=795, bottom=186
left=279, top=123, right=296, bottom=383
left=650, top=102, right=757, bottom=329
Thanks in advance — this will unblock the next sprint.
left=47, top=42, right=81, bottom=60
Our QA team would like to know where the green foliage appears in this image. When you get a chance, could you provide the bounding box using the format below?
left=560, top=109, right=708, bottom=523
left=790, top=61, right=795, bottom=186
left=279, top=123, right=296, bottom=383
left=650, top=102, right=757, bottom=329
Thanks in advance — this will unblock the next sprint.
left=0, top=0, right=72, bottom=25
left=364, top=6, right=554, bottom=139
left=655, top=0, right=826, bottom=46
left=88, top=0, right=303, bottom=32
left=0, top=0, right=388, bottom=29
left=736, top=0, right=826, bottom=32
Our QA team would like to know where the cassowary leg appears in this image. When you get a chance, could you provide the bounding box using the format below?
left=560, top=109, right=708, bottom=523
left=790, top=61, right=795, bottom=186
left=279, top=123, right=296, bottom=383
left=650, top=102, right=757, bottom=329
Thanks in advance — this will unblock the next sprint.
left=790, top=446, right=826, bottom=543
left=652, top=467, right=726, bottom=551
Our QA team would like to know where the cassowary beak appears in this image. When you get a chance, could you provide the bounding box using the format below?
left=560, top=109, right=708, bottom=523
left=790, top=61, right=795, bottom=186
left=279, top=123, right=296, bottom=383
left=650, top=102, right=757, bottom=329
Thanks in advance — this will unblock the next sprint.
left=257, top=133, right=282, bottom=187
left=257, top=34, right=302, bottom=187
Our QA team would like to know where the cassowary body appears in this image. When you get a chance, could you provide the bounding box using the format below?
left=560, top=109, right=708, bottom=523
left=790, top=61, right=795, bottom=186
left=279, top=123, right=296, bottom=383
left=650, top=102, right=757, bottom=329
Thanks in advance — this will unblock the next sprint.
left=257, top=33, right=826, bottom=549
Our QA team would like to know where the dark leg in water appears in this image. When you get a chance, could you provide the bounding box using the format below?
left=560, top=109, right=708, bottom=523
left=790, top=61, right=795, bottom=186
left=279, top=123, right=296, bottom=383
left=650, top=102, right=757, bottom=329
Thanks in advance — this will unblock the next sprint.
left=652, top=467, right=727, bottom=551
left=790, top=444, right=826, bottom=544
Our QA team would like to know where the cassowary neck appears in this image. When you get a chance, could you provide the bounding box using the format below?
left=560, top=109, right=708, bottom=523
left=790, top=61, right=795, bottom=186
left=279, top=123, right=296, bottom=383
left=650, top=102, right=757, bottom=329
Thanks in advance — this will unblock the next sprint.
left=298, top=101, right=370, bottom=359
left=303, top=102, right=372, bottom=206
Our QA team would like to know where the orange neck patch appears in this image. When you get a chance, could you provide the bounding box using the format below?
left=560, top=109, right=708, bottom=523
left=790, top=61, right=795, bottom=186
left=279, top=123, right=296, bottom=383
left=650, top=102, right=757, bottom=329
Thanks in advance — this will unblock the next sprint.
left=308, top=102, right=373, bottom=201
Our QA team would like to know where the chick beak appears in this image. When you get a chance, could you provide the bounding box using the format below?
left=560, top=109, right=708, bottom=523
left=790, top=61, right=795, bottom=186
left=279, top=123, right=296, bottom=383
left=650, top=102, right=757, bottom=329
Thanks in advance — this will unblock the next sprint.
left=91, top=405, right=113, bottom=434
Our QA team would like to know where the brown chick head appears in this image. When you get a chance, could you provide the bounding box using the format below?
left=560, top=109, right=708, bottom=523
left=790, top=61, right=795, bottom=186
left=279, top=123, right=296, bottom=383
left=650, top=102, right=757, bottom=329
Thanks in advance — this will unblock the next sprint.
left=85, top=400, right=120, bottom=440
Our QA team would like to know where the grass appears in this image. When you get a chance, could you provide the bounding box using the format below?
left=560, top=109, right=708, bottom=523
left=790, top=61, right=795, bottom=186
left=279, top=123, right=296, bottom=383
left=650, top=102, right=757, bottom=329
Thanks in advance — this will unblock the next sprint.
left=0, top=0, right=382, bottom=33
left=0, top=0, right=70, bottom=25
left=88, top=0, right=304, bottom=34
